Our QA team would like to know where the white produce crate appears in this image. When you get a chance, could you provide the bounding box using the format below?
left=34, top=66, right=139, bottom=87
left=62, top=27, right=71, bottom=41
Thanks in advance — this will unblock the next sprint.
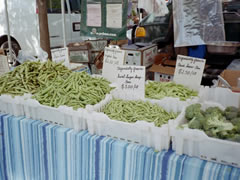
left=22, top=93, right=113, bottom=131
left=87, top=91, right=185, bottom=151
left=169, top=101, right=240, bottom=168
left=145, top=81, right=200, bottom=107
left=0, top=94, right=28, bottom=116
left=198, top=86, right=240, bottom=108
left=23, top=98, right=89, bottom=131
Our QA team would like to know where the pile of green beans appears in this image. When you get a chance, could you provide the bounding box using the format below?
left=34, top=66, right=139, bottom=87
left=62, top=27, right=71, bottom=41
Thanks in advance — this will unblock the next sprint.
left=145, top=81, right=198, bottom=101
left=33, top=72, right=113, bottom=110
left=0, top=60, right=71, bottom=96
left=102, top=99, right=177, bottom=127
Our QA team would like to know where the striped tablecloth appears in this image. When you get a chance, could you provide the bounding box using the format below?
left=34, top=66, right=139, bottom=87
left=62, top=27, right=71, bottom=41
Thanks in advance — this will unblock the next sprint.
left=0, top=114, right=240, bottom=180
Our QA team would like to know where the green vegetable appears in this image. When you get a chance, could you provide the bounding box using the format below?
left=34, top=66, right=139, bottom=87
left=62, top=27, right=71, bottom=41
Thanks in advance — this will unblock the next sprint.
left=185, top=103, right=202, bottom=121
left=0, top=60, right=71, bottom=96
left=183, top=104, right=240, bottom=142
left=224, top=106, right=240, bottom=120
left=228, top=134, right=240, bottom=143
left=102, top=99, right=178, bottom=127
left=145, top=81, right=198, bottom=101
left=33, top=71, right=113, bottom=110
left=231, top=117, right=240, bottom=126
left=188, top=113, right=204, bottom=130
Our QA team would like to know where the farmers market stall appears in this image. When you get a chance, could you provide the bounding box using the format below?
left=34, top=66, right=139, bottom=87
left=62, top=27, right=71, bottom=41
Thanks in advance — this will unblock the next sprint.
left=1, top=114, right=240, bottom=180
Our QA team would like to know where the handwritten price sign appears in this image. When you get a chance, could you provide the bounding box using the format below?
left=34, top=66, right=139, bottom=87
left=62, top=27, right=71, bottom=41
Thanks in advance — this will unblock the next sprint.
left=102, top=47, right=125, bottom=83
left=117, top=65, right=145, bottom=98
left=173, top=55, right=206, bottom=90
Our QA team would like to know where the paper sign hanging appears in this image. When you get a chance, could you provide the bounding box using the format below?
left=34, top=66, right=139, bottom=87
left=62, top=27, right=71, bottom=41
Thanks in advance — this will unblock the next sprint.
left=0, top=55, right=10, bottom=75
left=116, top=65, right=145, bottom=98
left=102, top=47, right=125, bottom=83
left=173, top=55, right=206, bottom=90
left=51, top=47, right=69, bottom=66
left=87, top=4, right=102, bottom=27
left=106, top=4, right=122, bottom=28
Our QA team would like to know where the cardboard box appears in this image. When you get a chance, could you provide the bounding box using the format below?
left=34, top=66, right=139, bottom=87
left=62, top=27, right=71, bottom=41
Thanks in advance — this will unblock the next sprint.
left=69, top=63, right=91, bottom=74
left=85, top=39, right=108, bottom=51
left=90, top=64, right=102, bottom=75
left=149, top=64, right=175, bottom=82
left=68, top=42, right=91, bottom=63
left=109, top=39, right=128, bottom=47
left=121, top=44, right=158, bottom=67
left=219, top=70, right=240, bottom=92
left=90, top=51, right=103, bottom=64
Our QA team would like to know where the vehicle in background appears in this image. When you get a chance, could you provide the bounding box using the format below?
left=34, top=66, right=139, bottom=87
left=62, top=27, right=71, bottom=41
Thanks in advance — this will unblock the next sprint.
left=133, top=2, right=173, bottom=49
left=0, top=0, right=82, bottom=65
left=134, top=0, right=240, bottom=49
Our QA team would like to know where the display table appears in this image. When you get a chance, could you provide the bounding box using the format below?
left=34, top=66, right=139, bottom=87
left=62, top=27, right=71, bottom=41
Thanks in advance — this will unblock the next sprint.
left=0, top=114, right=240, bottom=180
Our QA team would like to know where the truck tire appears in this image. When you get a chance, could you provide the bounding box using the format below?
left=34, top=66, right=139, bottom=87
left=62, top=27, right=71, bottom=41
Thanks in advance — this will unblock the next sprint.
left=0, top=38, right=21, bottom=66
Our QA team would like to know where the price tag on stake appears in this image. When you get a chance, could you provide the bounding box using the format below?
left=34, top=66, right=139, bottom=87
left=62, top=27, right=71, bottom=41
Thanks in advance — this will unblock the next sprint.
left=51, top=47, right=69, bottom=66
left=102, top=47, right=125, bottom=83
left=116, top=65, right=145, bottom=98
left=173, top=55, right=206, bottom=90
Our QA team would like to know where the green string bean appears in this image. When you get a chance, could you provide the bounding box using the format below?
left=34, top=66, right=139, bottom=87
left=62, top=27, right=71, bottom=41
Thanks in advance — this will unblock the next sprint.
left=145, top=81, right=198, bottom=101
left=102, top=99, right=177, bottom=127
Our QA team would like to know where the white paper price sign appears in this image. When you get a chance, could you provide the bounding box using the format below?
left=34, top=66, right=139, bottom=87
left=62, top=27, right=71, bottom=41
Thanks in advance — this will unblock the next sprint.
left=0, top=55, right=10, bottom=75
left=102, top=47, right=125, bottom=83
left=117, top=65, right=145, bottom=98
left=51, top=47, right=69, bottom=66
left=173, top=55, right=206, bottom=90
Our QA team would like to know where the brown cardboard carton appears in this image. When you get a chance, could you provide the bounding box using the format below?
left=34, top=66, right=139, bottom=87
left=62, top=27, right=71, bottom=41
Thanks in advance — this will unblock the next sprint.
left=109, top=40, right=128, bottom=47
left=219, top=70, right=240, bottom=92
left=149, top=64, right=175, bottom=82
left=121, top=44, right=158, bottom=67
left=67, top=42, right=91, bottom=63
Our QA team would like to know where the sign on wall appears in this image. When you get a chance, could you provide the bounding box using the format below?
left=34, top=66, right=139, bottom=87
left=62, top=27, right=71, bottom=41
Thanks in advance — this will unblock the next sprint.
left=80, top=0, right=128, bottom=40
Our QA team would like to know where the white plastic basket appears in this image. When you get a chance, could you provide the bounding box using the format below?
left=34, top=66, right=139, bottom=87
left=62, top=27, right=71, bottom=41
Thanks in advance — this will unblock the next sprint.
left=145, top=81, right=200, bottom=107
left=169, top=101, right=240, bottom=168
left=198, top=86, right=240, bottom=108
left=0, top=94, right=26, bottom=116
left=87, top=91, right=185, bottom=151
left=22, top=93, right=113, bottom=131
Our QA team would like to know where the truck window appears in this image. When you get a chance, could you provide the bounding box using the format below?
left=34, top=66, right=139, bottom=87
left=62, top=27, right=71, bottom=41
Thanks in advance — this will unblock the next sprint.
left=47, top=0, right=61, bottom=13
left=47, top=0, right=70, bottom=13
left=69, top=0, right=81, bottom=13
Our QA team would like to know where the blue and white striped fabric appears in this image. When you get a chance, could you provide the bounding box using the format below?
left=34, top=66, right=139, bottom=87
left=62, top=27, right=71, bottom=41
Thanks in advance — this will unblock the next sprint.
left=0, top=113, right=240, bottom=180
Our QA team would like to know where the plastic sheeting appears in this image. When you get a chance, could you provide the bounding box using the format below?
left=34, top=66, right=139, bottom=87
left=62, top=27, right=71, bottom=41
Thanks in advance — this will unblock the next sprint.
left=138, top=0, right=169, bottom=16
left=173, top=0, right=225, bottom=47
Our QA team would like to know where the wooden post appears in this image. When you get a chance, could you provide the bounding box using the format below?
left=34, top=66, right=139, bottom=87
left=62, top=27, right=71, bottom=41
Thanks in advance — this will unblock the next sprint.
left=37, top=0, right=52, bottom=59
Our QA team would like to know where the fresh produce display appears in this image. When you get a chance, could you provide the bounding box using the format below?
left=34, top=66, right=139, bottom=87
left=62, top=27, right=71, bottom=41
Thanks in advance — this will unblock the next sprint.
left=33, top=71, right=113, bottom=109
left=182, top=104, right=240, bottom=142
left=102, top=99, right=177, bottom=127
left=145, top=81, right=198, bottom=101
left=0, top=61, right=71, bottom=96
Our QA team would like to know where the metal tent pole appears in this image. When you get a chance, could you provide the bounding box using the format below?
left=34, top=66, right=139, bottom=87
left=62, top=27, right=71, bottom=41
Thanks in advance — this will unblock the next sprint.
left=4, top=0, right=13, bottom=62
left=61, top=0, right=67, bottom=47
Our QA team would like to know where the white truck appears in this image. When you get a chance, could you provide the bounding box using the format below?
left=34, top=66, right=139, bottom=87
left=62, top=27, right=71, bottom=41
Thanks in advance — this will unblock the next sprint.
left=0, top=0, right=83, bottom=62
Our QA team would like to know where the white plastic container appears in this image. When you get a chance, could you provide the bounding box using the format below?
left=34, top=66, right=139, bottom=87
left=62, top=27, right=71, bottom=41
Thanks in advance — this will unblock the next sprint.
left=0, top=94, right=25, bottom=116
left=145, top=81, right=200, bottom=108
left=198, top=86, right=240, bottom=108
left=87, top=91, right=185, bottom=151
left=169, top=101, right=240, bottom=168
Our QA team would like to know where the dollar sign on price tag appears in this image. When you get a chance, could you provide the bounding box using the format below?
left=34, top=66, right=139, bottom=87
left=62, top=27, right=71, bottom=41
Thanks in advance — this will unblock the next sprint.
left=116, top=65, right=145, bottom=98
left=173, top=55, right=206, bottom=90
